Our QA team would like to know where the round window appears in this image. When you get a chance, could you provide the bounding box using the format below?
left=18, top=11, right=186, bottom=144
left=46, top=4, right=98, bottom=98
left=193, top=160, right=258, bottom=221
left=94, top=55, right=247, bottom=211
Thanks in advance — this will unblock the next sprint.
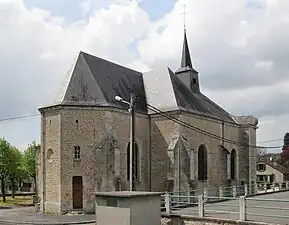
left=47, top=149, right=54, bottom=161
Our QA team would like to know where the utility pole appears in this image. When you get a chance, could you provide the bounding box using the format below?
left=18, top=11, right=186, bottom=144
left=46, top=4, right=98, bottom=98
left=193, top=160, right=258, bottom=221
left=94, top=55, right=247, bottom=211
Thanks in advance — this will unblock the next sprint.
left=129, top=92, right=136, bottom=191
left=114, top=93, right=136, bottom=191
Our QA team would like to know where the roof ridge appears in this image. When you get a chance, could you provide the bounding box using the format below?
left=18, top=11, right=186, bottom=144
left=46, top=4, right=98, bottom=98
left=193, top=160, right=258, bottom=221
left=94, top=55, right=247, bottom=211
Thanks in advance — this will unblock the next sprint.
left=80, top=51, right=142, bottom=75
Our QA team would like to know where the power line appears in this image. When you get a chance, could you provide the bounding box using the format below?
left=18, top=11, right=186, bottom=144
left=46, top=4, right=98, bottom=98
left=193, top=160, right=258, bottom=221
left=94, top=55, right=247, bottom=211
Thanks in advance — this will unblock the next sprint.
left=259, top=138, right=283, bottom=144
left=144, top=102, right=282, bottom=149
left=0, top=106, right=283, bottom=150
left=0, top=113, right=40, bottom=122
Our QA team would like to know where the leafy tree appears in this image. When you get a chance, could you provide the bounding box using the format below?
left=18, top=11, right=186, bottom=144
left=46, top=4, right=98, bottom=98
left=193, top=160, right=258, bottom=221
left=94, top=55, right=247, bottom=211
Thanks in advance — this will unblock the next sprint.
left=22, top=141, right=39, bottom=196
left=0, top=138, right=11, bottom=202
left=7, top=146, right=22, bottom=198
left=281, top=133, right=289, bottom=167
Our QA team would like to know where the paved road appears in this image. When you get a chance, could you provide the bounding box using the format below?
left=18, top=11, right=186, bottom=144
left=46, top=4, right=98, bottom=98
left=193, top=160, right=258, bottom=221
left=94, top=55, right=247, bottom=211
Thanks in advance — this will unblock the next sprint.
left=174, top=191, right=289, bottom=225
left=0, top=207, right=95, bottom=224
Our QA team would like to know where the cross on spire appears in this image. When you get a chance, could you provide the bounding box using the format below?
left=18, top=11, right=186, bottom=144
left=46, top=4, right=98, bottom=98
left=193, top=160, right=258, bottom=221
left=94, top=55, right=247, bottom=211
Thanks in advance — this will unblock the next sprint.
left=180, top=4, right=187, bottom=30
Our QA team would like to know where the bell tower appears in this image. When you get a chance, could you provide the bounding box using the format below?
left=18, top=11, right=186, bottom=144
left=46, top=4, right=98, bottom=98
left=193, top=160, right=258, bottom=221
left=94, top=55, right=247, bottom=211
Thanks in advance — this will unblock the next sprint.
left=175, top=29, right=200, bottom=92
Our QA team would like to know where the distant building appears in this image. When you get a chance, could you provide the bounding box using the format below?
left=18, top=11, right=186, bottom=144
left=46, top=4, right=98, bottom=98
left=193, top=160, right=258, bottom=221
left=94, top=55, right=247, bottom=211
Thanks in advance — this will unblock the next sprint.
left=256, top=159, right=289, bottom=183
left=37, top=29, right=259, bottom=214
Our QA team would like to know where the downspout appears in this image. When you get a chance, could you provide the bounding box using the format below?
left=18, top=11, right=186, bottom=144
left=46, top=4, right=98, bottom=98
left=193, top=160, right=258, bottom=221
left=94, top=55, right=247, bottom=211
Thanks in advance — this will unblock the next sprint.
left=178, top=142, right=181, bottom=192
left=42, top=112, right=46, bottom=213
left=221, top=121, right=225, bottom=146
left=148, top=115, right=152, bottom=191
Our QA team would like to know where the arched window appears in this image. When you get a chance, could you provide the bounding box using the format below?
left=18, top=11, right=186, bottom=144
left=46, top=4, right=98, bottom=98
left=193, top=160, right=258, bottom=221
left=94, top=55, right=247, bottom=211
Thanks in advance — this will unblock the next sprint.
left=127, top=142, right=139, bottom=181
left=230, top=149, right=236, bottom=180
left=198, top=145, right=208, bottom=181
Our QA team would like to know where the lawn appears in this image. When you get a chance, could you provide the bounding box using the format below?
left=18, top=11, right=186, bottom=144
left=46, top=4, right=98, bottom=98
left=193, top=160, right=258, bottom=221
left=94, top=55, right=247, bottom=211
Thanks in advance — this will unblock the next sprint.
left=0, top=196, right=33, bottom=207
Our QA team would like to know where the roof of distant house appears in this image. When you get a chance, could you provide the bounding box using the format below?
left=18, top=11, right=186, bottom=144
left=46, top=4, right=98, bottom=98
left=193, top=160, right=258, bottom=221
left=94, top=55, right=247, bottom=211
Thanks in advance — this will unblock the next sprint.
left=258, top=159, right=289, bottom=174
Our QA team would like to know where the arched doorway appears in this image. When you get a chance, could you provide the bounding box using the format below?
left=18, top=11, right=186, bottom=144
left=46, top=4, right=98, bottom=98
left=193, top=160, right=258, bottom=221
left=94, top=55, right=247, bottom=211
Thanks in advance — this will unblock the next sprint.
left=72, top=176, right=83, bottom=209
left=198, top=145, right=208, bottom=181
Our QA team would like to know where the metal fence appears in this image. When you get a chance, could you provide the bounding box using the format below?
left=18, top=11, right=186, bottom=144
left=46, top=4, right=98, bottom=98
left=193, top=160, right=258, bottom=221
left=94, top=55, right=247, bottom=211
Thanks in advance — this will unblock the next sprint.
left=161, top=182, right=289, bottom=224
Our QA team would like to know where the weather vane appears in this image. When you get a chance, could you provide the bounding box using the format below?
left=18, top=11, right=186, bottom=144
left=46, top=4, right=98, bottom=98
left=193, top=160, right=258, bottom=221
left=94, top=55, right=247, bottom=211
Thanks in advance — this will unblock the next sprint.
left=180, top=4, right=187, bottom=30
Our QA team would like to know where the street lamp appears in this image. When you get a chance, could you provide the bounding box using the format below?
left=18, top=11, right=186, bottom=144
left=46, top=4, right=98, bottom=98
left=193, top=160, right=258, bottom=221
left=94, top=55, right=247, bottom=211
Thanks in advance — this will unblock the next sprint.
left=114, top=93, right=136, bottom=191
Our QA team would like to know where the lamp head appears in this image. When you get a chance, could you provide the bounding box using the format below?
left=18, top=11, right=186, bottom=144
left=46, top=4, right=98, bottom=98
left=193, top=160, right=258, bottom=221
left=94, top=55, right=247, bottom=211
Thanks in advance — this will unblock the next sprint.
left=114, top=96, right=123, bottom=102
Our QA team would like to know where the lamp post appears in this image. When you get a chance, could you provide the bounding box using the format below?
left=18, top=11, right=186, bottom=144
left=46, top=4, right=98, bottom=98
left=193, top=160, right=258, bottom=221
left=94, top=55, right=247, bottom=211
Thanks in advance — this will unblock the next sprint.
left=115, top=93, right=136, bottom=191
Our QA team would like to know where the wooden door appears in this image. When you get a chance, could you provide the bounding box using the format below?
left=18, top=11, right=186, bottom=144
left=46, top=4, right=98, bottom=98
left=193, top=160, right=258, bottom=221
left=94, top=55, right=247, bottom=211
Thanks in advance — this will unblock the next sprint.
left=72, top=176, right=83, bottom=209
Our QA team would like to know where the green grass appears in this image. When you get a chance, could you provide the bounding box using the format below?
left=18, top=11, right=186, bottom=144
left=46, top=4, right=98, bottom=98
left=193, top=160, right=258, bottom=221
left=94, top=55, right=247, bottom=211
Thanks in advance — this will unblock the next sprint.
left=0, top=196, right=32, bottom=207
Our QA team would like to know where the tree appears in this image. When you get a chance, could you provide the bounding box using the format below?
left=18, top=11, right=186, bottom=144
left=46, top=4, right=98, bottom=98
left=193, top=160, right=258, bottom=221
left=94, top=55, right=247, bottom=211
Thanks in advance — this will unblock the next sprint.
left=22, top=141, right=39, bottom=196
left=0, top=138, right=11, bottom=202
left=281, top=133, right=289, bottom=166
left=7, top=146, right=22, bottom=198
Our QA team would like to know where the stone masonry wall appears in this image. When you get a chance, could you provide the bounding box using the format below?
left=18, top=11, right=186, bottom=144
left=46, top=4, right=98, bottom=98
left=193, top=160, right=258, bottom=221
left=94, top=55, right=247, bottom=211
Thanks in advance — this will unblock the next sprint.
left=60, top=106, right=150, bottom=213
left=179, top=112, right=246, bottom=189
left=40, top=110, right=62, bottom=213
left=150, top=114, right=180, bottom=191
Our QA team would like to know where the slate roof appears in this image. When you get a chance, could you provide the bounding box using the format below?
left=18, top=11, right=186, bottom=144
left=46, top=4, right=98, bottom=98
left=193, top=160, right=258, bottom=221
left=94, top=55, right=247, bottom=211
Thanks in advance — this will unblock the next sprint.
left=142, top=67, right=235, bottom=123
left=175, top=30, right=198, bottom=74
left=169, top=69, right=236, bottom=123
left=52, top=51, right=147, bottom=113
left=45, top=32, right=236, bottom=123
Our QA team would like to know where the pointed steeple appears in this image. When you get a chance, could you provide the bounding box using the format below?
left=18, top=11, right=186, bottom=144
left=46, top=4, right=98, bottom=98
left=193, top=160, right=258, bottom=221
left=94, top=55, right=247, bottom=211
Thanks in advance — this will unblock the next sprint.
left=175, top=29, right=200, bottom=92
left=181, top=30, right=192, bottom=69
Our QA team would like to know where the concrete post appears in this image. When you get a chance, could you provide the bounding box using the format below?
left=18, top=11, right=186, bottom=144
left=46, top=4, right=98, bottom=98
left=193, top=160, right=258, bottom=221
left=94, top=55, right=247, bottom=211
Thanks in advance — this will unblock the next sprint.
left=244, top=184, right=248, bottom=196
left=254, top=183, right=258, bottom=195
left=198, top=195, right=204, bottom=217
left=187, top=190, right=190, bottom=203
left=286, top=182, right=289, bottom=190
left=233, top=186, right=237, bottom=198
left=239, top=196, right=246, bottom=221
left=219, top=186, right=223, bottom=198
left=264, top=182, right=267, bottom=193
left=272, top=183, right=275, bottom=192
left=279, top=183, right=282, bottom=191
left=203, top=188, right=208, bottom=202
left=165, top=193, right=171, bottom=214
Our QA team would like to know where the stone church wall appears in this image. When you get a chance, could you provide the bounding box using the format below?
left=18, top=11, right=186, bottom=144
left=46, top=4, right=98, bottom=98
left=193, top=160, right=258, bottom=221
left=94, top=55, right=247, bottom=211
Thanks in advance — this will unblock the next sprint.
left=39, top=110, right=62, bottom=213
left=59, top=107, right=150, bottom=213
left=150, top=114, right=181, bottom=191
left=177, top=112, right=249, bottom=190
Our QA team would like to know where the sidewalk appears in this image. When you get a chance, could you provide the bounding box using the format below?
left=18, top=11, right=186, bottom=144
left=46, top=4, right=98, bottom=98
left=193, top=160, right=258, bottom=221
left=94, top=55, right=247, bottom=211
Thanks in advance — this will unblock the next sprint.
left=0, top=207, right=95, bottom=225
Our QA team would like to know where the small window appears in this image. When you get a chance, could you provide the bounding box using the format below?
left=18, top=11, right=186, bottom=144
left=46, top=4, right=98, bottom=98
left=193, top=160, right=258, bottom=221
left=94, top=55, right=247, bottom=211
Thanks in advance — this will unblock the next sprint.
left=76, top=120, right=78, bottom=124
left=192, top=78, right=197, bottom=84
left=257, top=163, right=266, bottom=172
left=47, top=149, right=54, bottom=160
left=74, top=145, right=81, bottom=159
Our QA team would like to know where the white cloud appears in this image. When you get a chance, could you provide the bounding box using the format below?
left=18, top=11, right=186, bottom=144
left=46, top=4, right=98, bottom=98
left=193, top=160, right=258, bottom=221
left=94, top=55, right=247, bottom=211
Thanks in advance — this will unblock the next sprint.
left=0, top=0, right=150, bottom=150
left=135, top=0, right=289, bottom=151
left=1, top=0, right=289, bottom=152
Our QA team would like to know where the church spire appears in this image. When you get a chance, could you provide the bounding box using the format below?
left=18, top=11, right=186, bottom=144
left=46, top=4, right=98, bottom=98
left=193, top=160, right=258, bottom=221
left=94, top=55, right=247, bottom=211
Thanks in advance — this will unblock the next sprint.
left=175, top=28, right=200, bottom=92
left=181, top=29, right=192, bottom=69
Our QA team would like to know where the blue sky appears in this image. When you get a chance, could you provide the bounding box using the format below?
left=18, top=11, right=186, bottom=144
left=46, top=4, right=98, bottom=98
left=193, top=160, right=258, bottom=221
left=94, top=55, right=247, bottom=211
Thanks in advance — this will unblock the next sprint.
left=25, top=0, right=175, bottom=22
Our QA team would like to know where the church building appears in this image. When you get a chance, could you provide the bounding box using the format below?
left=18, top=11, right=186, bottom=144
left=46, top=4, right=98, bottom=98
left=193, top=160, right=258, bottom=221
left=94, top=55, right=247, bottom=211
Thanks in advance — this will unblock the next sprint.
left=37, top=29, right=258, bottom=214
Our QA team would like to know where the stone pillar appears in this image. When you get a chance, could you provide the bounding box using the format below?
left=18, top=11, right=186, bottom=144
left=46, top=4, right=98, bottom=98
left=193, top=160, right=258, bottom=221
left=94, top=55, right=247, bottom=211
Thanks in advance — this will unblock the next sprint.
left=95, top=191, right=162, bottom=225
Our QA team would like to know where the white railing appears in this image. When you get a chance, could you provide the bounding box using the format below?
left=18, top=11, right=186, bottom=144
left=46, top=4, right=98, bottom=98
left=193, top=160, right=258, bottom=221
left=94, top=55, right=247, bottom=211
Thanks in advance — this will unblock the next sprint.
left=161, top=182, right=289, bottom=224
